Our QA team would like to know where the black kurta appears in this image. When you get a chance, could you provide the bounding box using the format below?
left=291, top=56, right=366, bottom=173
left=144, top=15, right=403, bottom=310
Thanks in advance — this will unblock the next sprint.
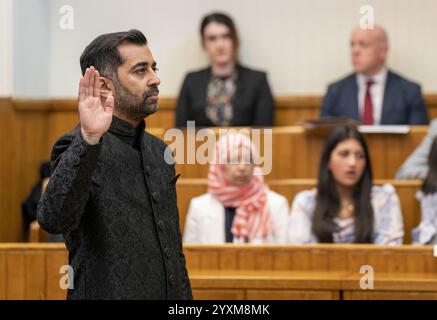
left=37, top=116, right=192, bottom=300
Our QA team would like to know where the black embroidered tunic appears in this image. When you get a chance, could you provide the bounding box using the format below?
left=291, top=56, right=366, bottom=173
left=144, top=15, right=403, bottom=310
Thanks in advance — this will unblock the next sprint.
left=37, top=116, right=192, bottom=300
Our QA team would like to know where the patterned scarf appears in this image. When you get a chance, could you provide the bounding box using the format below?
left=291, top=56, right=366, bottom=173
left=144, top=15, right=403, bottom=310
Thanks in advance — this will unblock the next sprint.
left=205, top=72, right=237, bottom=126
left=207, top=133, right=272, bottom=242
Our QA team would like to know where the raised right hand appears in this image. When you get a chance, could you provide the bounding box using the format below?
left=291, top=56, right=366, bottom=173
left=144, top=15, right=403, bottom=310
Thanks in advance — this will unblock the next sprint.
left=78, top=66, right=114, bottom=145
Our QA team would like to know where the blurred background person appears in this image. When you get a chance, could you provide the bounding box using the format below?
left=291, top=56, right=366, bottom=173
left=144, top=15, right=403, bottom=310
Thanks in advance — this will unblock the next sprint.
left=320, top=25, right=428, bottom=125
left=412, top=136, right=437, bottom=245
left=183, top=133, right=288, bottom=244
left=288, top=125, right=404, bottom=244
left=396, top=119, right=437, bottom=179
left=176, top=12, right=275, bottom=127
left=22, top=161, right=63, bottom=242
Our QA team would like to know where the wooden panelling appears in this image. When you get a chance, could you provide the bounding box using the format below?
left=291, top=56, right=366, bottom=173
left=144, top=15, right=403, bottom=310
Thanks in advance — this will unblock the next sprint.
left=0, top=95, right=435, bottom=242
left=0, top=244, right=67, bottom=300
left=0, top=98, right=21, bottom=242
left=45, top=250, right=68, bottom=300
left=183, top=244, right=437, bottom=274
left=6, top=251, right=26, bottom=299
left=192, top=289, right=245, bottom=300
left=0, top=252, right=5, bottom=299
left=24, top=251, right=46, bottom=299
left=1, top=244, right=437, bottom=300
left=176, top=179, right=421, bottom=244
left=344, top=290, right=437, bottom=300
left=150, top=126, right=429, bottom=180
left=246, top=289, right=340, bottom=300
left=13, top=94, right=437, bottom=127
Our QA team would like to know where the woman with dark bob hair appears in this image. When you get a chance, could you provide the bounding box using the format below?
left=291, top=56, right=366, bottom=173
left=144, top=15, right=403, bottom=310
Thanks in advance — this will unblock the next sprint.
left=175, top=12, right=275, bottom=127
left=288, top=125, right=404, bottom=244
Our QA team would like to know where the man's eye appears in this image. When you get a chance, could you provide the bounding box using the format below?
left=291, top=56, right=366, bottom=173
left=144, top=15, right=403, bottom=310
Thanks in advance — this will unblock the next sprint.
left=153, top=67, right=159, bottom=73
left=136, top=69, right=145, bottom=74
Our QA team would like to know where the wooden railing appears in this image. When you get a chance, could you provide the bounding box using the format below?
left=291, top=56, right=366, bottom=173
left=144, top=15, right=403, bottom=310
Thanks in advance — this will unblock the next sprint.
left=1, top=244, right=436, bottom=300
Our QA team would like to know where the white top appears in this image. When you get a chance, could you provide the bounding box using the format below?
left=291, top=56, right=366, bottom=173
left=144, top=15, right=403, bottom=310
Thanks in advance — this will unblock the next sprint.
left=412, top=191, right=437, bottom=245
left=288, top=184, right=404, bottom=245
left=356, top=67, right=388, bottom=125
left=183, top=190, right=290, bottom=244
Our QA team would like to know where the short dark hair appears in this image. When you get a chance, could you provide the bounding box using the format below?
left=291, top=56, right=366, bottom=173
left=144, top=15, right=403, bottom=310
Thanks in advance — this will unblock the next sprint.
left=313, top=125, right=374, bottom=243
left=422, top=136, right=437, bottom=194
left=80, top=29, right=148, bottom=78
left=200, top=12, right=239, bottom=49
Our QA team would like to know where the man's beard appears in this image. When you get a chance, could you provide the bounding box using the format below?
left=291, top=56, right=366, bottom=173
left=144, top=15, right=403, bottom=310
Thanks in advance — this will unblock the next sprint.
left=114, top=82, right=159, bottom=121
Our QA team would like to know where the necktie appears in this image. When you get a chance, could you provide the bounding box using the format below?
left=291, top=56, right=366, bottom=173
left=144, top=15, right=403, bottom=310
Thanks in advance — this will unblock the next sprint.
left=362, top=80, right=374, bottom=125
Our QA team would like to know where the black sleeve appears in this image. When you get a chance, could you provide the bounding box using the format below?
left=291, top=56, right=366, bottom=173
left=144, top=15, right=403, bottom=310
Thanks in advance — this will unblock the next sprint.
left=175, top=75, right=191, bottom=127
left=253, top=72, right=275, bottom=126
left=37, top=129, right=102, bottom=234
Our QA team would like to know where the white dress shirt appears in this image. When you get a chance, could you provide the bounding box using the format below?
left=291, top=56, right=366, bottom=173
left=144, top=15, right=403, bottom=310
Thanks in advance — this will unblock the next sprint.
left=356, top=68, right=388, bottom=125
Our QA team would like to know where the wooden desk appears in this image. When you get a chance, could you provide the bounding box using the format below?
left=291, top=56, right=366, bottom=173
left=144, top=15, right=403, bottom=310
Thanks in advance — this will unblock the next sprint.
left=2, top=244, right=436, bottom=300
left=185, top=244, right=437, bottom=300
left=148, top=126, right=429, bottom=180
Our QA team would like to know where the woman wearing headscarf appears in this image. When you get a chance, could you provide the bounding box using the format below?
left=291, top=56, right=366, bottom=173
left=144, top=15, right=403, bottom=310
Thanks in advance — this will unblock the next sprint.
left=183, top=133, right=288, bottom=244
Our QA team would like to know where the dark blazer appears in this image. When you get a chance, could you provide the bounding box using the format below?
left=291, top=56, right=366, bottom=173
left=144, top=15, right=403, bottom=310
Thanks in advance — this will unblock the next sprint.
left=320, top=70, right=429, bottom=125
left=37, top=117, right=192, bottom=300
left=175, top=64, right=275, bottom=127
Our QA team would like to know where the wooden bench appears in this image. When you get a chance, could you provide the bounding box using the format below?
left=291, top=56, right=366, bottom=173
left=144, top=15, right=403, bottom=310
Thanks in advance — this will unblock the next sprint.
left=184, top=244, right=437, bottom=300
left=1, top=244, right=436, bottom=300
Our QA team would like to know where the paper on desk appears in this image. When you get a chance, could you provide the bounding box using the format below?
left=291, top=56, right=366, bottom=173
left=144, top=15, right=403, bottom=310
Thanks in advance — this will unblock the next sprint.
left=358, top=125, right=411, bottom=134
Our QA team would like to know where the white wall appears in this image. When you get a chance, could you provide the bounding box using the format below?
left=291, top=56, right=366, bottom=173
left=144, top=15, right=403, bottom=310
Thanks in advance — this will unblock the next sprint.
left=0, top=0, right=13, bottom=96
left=10, top=0, right=437, bottom=98
left=12, top=0, right=51, bottom=97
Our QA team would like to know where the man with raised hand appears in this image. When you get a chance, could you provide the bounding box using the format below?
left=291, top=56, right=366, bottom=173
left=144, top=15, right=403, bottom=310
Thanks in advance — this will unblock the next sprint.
left=37, top=29, right=192, bottom=300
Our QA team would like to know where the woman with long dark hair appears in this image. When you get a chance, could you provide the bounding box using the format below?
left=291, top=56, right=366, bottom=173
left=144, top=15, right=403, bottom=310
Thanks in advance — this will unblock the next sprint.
left=288, top=125, right=404, bottom=244
left=175, top=12, right=275, bottom=127
left=412, top=136, right=437, bottom=244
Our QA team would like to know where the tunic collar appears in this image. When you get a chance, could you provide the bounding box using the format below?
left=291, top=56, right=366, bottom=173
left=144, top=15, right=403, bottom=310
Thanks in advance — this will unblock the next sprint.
left=108, top=116, right=145, bottom=146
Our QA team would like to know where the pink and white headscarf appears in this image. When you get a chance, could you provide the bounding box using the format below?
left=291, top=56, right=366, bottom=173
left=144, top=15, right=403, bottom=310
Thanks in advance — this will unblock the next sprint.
left=207, top=133, right=271, bottom=242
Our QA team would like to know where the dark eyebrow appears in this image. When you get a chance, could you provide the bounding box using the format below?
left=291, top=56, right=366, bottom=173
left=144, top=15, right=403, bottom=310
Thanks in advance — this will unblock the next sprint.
left=129, top=61, right=157, bottom=72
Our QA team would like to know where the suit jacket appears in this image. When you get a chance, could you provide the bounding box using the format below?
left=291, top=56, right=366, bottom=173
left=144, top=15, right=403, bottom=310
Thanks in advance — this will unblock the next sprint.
left=175, top=65, right=275, bottom=127
left=183, top=191, right=289, bottom=244
left=396, top=118, right=437, bottom=179
left=320, top=70, right=429, bottom=125
left=37, top=117, right=192, bottom=300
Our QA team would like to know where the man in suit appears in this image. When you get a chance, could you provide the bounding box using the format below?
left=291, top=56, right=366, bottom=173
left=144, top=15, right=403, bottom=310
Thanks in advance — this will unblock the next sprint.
left=37, top=30, right=192, bottom=299
left=320, top=25, right=429, bottom=125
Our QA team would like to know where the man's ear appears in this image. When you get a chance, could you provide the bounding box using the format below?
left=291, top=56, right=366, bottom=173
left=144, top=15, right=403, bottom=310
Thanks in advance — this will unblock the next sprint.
left=99, top=77, right=115, bottom=98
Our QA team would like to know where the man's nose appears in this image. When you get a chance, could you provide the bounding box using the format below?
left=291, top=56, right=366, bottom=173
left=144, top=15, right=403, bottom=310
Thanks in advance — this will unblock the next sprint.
left=148, top=72, right=160, bottom=87
left=352, top=46, right=361, bottom=55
